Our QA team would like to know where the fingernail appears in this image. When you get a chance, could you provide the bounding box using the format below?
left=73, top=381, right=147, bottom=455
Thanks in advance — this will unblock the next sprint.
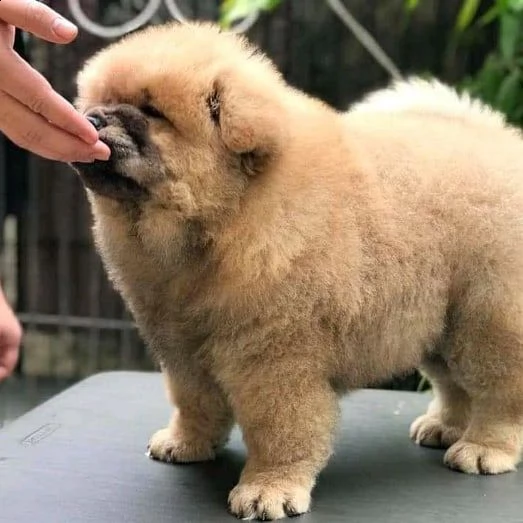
left=52, top=18, right=78, bottom=40
left=93, top=141, right=111, bottom=161
left=78, top=115, right=99, bottom=144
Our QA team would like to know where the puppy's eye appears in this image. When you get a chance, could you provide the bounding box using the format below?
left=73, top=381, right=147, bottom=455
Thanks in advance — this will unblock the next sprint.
left=140, top=104, right=164, bottom=119
left=207, top=91, right=220, bottom=124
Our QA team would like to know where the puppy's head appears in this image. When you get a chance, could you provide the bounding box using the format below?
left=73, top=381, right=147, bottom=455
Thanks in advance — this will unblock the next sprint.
left=72, top=22, right=288, bottom=219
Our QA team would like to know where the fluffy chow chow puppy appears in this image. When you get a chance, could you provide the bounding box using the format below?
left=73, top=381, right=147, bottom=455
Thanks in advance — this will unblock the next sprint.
left=71, top=21, right=523, bottom=520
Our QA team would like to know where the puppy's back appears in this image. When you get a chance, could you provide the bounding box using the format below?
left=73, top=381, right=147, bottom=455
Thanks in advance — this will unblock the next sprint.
left=340, top=77, right=523, bottom=274
left=343, top=77, right=523, bottom=191
left=347, top=77, right=506, bottom=131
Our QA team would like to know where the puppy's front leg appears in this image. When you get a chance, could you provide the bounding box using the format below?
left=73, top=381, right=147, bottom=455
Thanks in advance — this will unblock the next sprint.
left=148, top=361, right=233, bottom=463
left=223, top=362, right=338, bottom=520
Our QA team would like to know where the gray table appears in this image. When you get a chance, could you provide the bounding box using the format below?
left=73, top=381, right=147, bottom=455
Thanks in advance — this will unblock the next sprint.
left=1, top=371, right=521, bottom=522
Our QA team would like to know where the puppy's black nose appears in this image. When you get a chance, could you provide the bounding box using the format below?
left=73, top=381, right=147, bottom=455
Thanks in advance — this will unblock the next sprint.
left=86, top=112, right=107, bottom=131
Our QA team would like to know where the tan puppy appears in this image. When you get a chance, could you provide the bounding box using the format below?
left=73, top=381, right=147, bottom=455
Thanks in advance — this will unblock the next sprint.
left=71, top=21, right=523, bottom=520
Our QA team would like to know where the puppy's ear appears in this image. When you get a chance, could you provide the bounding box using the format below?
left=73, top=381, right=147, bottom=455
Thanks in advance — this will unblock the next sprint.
left=211, top=72, right=284, bottom=176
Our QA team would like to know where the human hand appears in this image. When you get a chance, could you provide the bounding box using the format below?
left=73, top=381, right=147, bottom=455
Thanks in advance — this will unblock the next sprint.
left=0, top=0, right=110, bottom=163
left=0, top=285, right=21, bottom=381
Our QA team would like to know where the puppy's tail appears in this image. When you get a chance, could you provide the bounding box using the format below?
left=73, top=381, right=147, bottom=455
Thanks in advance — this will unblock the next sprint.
left=347, top=76, right=507, bottom=130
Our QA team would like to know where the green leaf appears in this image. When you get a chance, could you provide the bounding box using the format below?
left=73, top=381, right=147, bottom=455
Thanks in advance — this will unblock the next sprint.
left=508, top=0, right=523, bottom=12
left=495, top=69, right=521, bottom=115
left=477, top=5, right=501, bottom=26
left=514, top=105, right=523, bottom=120
left=500, top=11, right=521, bottom=61
left=405, top=0, right=420, bottom=10
left=455, top=0, right=481, bottom=31
left=220, top=0, right=281, bottom=27
left=473, top=54, right=507, bottom=103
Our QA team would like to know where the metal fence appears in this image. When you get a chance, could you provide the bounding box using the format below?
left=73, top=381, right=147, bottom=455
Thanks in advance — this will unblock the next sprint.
left=0, top=0, right=492, bottom=423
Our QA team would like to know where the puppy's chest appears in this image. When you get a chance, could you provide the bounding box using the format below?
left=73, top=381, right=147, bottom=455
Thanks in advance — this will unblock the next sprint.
left=96, top=229, right=211, bottom=348
left=121, top=265, right=212, bottom=350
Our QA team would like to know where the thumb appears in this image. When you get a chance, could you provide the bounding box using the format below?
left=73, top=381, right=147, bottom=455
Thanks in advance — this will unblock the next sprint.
left=0, top=288, right=22, bottom=380
left=0, top=316, right=22, bottom=381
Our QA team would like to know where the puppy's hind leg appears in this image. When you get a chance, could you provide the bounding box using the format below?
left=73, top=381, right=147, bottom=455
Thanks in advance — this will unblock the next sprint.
left=410, top=355, right=471, bottom=449
left=442, top=295, right=523, bottom=475
left=148, top=360, right=233, bottom=464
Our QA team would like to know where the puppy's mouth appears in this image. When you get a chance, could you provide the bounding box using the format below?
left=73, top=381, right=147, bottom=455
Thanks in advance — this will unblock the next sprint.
left=72, top=138, right=148, bottom=201
left=73, top=160, right=148, bottom=202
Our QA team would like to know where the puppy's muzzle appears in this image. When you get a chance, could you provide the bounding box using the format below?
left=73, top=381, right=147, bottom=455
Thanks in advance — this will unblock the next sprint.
left=71, top=105, right=155, bottom=201
left=84, top=105, right=150, bottom=154
left=86, top=113, right=106, bottom=131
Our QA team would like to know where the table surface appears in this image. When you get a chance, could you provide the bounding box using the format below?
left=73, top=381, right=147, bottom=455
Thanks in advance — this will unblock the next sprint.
left=1, top=371, right=522, bottom=523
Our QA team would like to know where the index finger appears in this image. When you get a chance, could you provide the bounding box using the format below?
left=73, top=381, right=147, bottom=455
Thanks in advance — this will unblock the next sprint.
left=0, top=49, right=98, bottom=144
left=0, top=0, right=78, bottom=44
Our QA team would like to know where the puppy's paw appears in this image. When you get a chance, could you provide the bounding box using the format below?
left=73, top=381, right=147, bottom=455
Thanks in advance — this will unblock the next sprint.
left=147, top=427, right=217, bottom=463
left=444, top=440, right=518, bottom=475
left=228, top=481, right=311, bottom=521
left=409, top=414, right=463, bottom=449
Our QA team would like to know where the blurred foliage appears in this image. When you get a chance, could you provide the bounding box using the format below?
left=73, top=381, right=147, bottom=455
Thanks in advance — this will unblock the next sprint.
left=220, top=0, right=282, bottom=27
left=409, top=0, right=523, bottom=127
left=463, top=1, right=523, bottom=127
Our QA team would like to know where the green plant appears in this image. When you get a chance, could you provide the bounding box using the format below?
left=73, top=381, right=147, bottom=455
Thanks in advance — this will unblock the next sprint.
left=463, top=2, right=523, bottom=126
left=220, top=0, right=282, bottom=27
left=409, top=0, right=523, bottom=127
